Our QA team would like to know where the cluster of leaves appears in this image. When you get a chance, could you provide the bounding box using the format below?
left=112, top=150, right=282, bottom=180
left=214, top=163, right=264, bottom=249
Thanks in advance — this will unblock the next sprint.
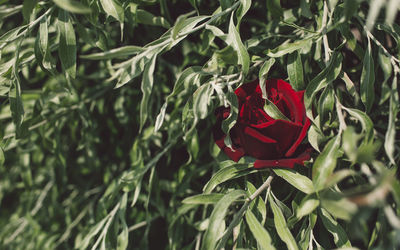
left=0, top=0, right=399, bottom=249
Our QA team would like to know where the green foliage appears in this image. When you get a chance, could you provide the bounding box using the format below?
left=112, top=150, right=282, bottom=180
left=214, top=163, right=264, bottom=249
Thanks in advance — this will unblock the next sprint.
left=1, top=0, right=400, bottom=249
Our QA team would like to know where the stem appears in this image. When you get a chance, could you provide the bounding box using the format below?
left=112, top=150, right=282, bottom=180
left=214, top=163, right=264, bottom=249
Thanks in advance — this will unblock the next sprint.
left=215, top=175, right=274, bottom=250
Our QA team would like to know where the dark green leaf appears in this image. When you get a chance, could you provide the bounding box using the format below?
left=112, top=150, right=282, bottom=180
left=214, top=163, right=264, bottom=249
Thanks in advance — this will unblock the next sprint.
left=287, top=51, right=305, bottom=91
left=182, top=193, right=225, bottom=204
left=360, top=39, right=375, bottom=112
left=58, top=10, right=77, bottom=78
left=53, top=0, right=91, bottom=14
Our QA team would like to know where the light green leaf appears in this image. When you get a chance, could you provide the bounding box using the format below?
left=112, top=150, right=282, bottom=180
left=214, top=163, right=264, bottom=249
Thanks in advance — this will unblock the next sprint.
left=385, top=75, right=398, bottom=165
left=245, top=209, right=275, bottom=250
left=193, top=83, right=212, bottom=120
left=246, top=181, right=267, bottom=224
left=341, top=106, right=374, bottom=143
left=269, top=194, right=299, bottom=250
left=100, top=0, right=124, bottom=22
left=318, top=85, right=334, bottom=127
left=182, top=193, right=225, bottom=205
left=319, top=208, right=352, bottom=247
left=360, top=38, right=375, bottom=112
left=139, top=54, right=157, bottom=132
left=259, top=58, right=276, bottom=99
left=201, top=190, right=247, bottom=250
left=53, top=0, right=91, bottom=14
left=81, top=46, right=144, bottom=60
left=221, top=85, right=239, bottom=149
left=203, top=163, right=253, bottom=194
left=287, top=51, right=305, bottom=91
left=267, top=38, right=313, bottom=58
left=273, top=169, right=314, bottom=194
left=296, top=196, right=319, bottom=219
left=117, top=193, right=128, bottom=250
left=228, top=13, right=249, bottom=75
left=58, top=10, right=77, bottom=78
left=264, top=98, right=290, bottom=121
left=312, top=136, right=341, bottom=192
left=320, top=191, right=357, bottom=221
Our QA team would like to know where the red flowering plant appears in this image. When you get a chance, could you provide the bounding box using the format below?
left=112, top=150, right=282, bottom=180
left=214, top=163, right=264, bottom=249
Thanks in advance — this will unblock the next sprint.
left=213, top=79, right=311, bottom=168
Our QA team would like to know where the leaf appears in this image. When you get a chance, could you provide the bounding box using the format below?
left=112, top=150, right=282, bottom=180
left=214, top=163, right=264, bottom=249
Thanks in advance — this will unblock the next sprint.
left=273, top=169, right=314, bottom=194
left=116, top=193, right=128, bottom=250
left=320, top=191, right=357, bottom=221
left=182, top=193, right=225, bottom=204
left=304, top=51, right=342, bottom=118
left=341, top=106, right=374, bottom=143
left=266, top=0, right=283, bottom=20
left=139, top=54, right=157, bottom=132
left=269, top=195, right=299, bottom=250
left=23, top=0, right=38, bottom=21
left=296, top=196, right=319, bottom=220
left=203, top=162, right=253, bottom=194
left=0, top=147, right=4, bottom=167
left=318, top=85, right=334, bottom=127
left=136, top=9, right=171, bottom=29
left=193, top=83, right=212, bottom=120
left=287, top=51, right=305, bottom=91
left=236, top=0, right=251, bottom=25
left=360, top=38, right=375, bottom=112
left=228, top=13, right=250, bottom=75
left=319, top=208, right=352, bottom=247
left=385, top=75, right=398, bottom=165
left=81, top=46, right=144, bottom=60
left=264, top=98, right=290, bottom=121
left=58, top=10, right=77, bottom=78
left=53, top=0, right=91, bottom=14
left=246, top=181, right=267, bottom=224
left=267, top=38, right=313, bottom=58
left=201, top=190, right=247, bottom=250
left=259, top=58, right=276, bottom=99
left=100, top=0, right=124, bottom=22
left=312, top=136, right=341, bottom=192
left=220, top=0, right=233, bottom=11
left=245, top=209, right=275, bottom=250
left=221, top=85, right=239, bottom=149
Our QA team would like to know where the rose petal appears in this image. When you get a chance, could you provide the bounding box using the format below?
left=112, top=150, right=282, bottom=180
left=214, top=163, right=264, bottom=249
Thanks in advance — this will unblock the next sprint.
left=237, top=126, right=280, bottom=160
left=273, top=79, right=304, bottom=123
left=235, top=79, right=259, bottom=104
left=285, top=118, right=311, bottom=157
left=251, top=119, right=303, bottom=155
left=254, top=147, right=312, bottom=169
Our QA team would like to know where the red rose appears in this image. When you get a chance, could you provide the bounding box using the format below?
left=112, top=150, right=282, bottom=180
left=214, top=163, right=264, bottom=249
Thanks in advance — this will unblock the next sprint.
left=213, top=79, right=311, bottom=168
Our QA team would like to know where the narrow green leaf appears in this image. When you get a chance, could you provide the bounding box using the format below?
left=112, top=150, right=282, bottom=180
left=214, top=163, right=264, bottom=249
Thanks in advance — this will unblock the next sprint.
left=182, top=193, right=225, bottom=205
left=228, top=13, right=249, bottom=75
left=236, top=0, right=251, bottom=25
left=318, top=85, right=334, bottom=127
left=58, top=10, right=77, bottom=78
left=296, top=196, right=319, bottom=219
left=267, top=38, right=313, bottom=58
left=100, top=0, right=124, bottom=22
left=221, top=85, right=239, bottom=149
left=341, top=106, right=374, bottom=143
left=136, top=9, right=171, bottom=29
left=0, top=147, right=4, bottom=167
left=246, top=181, right=267, bottom=224
left=319, top=208, right=351, bottom=247
left=287, top=51, right=305, bottom=91
left=81, top=46, right=144, bottom=60
left=360, top=38, right=375, bottom=112
left=304, top=51, right=342, bottom=118
left=385, top=75, right=398, bottom=165
left=193, top=83, right=212, bottom=120
left=53, top=0, right=91, bottom=14
left=203, top=163, right=253, bottom=193
left=266, top=0, right=283, bottom=19
left=23, top=0, right=38, bottom=21
left=264, top=98, right=290, bottom=121
left=245, top=209, right=275, bottom=250
left=273, top=169, right=314, bottom=194
left=117, top=193, right=128, bottom=250
left=259, top=58, right=276, bottom=99
left=269, top=195, right=299, bottom=250
left=139, top=54, right=157, bottom=132
left=312, top=136, right=341, bottom=192
left=201, top=190, right=247, bottom=250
